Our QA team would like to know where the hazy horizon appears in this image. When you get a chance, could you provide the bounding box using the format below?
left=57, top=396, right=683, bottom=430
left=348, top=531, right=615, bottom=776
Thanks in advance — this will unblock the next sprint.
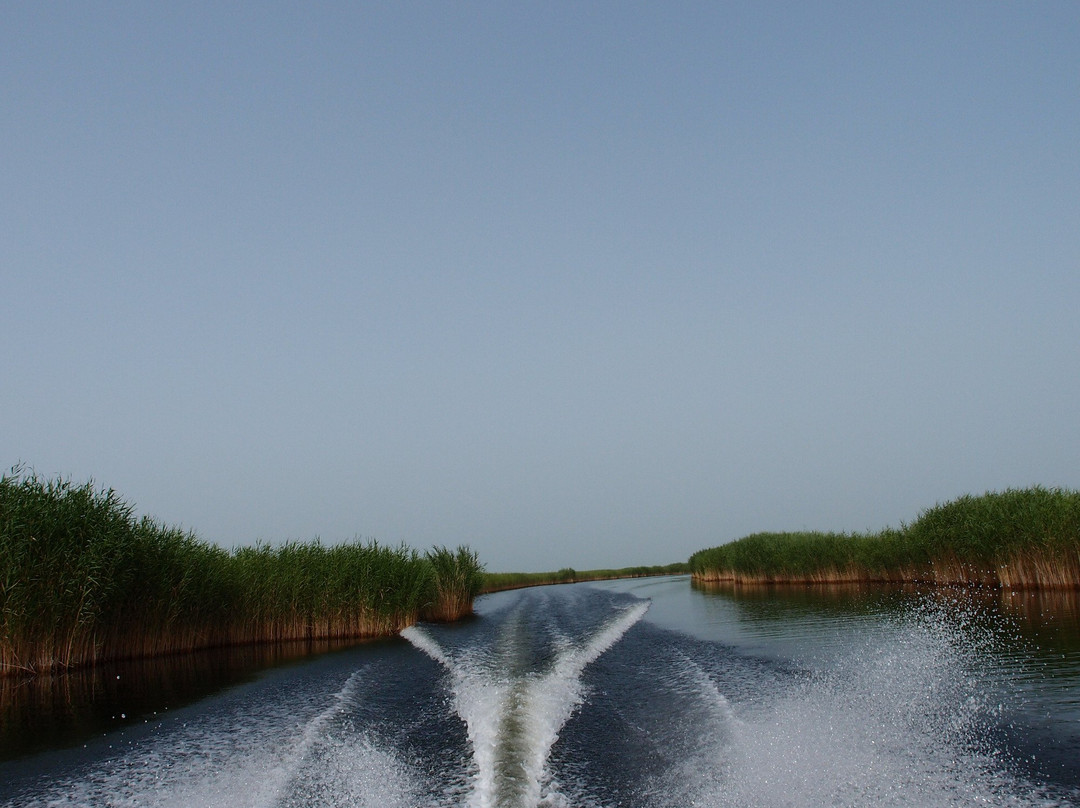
left=4, top=3, right=1078, bottom=571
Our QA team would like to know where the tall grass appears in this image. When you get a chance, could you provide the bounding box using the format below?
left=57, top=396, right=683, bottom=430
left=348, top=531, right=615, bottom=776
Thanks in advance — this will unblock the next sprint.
left=424, top=546, right=486, bottom=620
left=690, top=487, right=1080, bottom=588
left=0, top=468, right=484, bottom=675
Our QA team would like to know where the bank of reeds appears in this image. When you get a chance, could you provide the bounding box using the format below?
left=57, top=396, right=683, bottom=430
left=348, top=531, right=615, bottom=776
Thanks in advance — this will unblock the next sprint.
left=0, top=469, right=484, bottom=675
left=481, top=562, right=689, bottom=593
left=690, top=487, right=1080, bottom=589
left=424, top=545, right=486, bottom=621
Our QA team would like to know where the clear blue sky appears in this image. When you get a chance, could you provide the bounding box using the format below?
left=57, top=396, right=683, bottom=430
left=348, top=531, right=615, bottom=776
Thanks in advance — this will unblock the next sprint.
left=3, top=3, right=1078, bottom=571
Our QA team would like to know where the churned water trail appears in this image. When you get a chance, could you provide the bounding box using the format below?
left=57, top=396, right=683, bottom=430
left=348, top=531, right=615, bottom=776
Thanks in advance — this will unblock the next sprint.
left=2, top=579, right=1079, bottom=807
left=403, top=600, right=649, bottom=808
left=0, top=653, right=424, bottom=808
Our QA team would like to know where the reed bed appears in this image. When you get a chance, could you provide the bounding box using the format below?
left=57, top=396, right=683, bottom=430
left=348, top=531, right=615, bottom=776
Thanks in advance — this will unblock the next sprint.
left=690, top=487, right=1080, bottom=589
left=481, top=563, right=689, bottom=593
left=0, top=468, right=484, bottom=675
left=424, top=546, right=486, bottom=621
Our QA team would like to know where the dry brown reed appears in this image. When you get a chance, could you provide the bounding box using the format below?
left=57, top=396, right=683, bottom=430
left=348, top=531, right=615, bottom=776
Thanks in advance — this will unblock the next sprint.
left=692, top=558, right=1073, bottom=588
left=996, top=547, right=1080, bottom=590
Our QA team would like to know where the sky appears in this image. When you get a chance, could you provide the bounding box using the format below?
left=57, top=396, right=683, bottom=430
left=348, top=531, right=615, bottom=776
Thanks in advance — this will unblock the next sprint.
left=3, top=3, right=1078, bottom=572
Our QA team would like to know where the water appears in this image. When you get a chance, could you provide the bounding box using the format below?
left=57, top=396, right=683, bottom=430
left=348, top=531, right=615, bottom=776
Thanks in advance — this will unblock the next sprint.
left=0, top=638, right=374, bottom=761
left=1, top=576, right=1078, bottom=807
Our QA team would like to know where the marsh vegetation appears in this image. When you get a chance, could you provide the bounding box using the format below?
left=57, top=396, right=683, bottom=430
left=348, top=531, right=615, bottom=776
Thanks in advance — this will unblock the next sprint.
left=0, top=468, right=483, bottom=675
left=480, top=563, right=689, bottom=593
left=691, top=487, right=1080, bottom=588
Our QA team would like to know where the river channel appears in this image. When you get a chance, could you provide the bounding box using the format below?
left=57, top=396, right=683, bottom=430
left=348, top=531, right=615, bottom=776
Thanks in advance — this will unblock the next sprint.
left=1, top=576, right=1078, bottom=807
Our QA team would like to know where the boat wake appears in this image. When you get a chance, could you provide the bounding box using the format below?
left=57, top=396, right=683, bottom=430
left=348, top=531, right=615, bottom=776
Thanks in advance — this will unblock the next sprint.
left=403, top=600, right=649, bottom=808
left=3, top=665, right=422, bottom=808
left=4, top=582, right=1078, bottom=808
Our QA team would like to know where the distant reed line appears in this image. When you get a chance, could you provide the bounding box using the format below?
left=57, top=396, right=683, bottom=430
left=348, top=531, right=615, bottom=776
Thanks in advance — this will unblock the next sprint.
left=480, top=563, right=690, bottom=594
left=690, top=487, right=1080, bottom=588
left=0, top=468, right=484, bottom=675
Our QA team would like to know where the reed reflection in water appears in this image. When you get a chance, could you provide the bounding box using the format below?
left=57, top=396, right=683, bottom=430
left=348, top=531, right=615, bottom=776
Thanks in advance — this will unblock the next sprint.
left=0, top=637, right=380, bottom=761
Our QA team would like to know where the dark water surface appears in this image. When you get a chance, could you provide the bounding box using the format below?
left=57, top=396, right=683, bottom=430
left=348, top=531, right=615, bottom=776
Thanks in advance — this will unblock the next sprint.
left=0, top=638, right=380, bottom=762
left=1, top=576, right=1078, bottom=807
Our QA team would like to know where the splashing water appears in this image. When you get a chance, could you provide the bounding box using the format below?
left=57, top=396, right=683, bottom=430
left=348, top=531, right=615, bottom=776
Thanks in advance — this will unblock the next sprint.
left=621, top=598, right=1074, bottom=808
left=403, top=600, right=650, bottom=808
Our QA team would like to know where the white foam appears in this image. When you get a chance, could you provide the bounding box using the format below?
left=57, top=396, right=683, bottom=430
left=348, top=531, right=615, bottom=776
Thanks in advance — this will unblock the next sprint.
left=404, top=601, right=649, bottom=808
left=657, top=604, right=1069, bottom=808
left=402, top=624, right=453, bottom=667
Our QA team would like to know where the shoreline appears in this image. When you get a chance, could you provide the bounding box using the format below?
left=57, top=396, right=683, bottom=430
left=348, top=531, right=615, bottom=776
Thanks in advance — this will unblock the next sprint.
left=0, top=602, right=477, bottom=679
left=689, top=487, right=1080, bottom=592
left=480, top=570, right=687, bottom=595
left=691, top=553, right=1080, bottom=589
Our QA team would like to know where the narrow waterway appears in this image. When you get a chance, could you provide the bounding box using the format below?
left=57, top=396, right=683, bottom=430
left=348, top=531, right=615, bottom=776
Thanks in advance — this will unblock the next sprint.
left=2, top=577, right=1078, bottom=807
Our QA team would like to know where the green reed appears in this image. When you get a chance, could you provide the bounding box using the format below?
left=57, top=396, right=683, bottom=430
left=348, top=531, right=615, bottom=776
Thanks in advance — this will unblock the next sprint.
left=0, top=467, right=484, bottom=674
left=690, top=487, right=1080, bottom=587
left=424, top=545, right=486, bottom=620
